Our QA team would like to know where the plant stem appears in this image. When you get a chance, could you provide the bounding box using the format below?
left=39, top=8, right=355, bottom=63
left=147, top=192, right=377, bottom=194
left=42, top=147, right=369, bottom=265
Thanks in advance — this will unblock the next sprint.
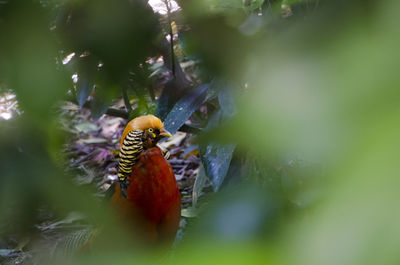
left=164, top=0, right=176, bottom=78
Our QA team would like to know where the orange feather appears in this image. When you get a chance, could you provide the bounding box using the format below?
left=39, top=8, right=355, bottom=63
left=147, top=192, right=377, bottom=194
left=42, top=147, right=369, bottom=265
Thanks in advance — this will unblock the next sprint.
left=110, top=147, right=181, bottom=245
left=120, top=115, right=165, bottom=146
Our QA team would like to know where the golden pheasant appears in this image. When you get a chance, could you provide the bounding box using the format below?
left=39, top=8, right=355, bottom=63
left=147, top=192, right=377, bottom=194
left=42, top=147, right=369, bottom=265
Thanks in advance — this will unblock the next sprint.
left=109, top=115, right=181, bottom=246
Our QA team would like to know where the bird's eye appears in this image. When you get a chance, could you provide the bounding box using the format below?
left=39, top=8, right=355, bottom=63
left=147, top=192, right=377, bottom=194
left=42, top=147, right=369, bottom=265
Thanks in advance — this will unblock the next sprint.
left=148, top=128, right=154, bottom=133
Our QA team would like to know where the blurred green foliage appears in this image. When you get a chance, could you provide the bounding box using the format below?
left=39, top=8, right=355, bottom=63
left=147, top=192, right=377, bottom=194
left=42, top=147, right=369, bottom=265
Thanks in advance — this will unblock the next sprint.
left=1, top=0, right=400, bottom=264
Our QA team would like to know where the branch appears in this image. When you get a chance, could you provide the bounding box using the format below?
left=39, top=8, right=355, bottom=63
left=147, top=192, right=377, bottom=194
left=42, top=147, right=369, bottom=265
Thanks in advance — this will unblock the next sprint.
left=105, top=107, right=129, bottom=119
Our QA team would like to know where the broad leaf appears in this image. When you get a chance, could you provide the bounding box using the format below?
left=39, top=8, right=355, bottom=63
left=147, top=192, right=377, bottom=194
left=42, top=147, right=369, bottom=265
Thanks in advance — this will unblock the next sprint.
left=163, top=83, right=210, bottom=134
left=200, top=141, right=235, bottom=192
left=76, top=78, right=92, bottom=107
left=200, top=85, right=237, bottom=191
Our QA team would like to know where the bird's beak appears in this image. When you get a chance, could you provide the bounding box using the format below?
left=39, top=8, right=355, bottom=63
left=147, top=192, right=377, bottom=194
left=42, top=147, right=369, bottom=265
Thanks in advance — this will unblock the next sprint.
left=159, top=128, right=172, bottom=138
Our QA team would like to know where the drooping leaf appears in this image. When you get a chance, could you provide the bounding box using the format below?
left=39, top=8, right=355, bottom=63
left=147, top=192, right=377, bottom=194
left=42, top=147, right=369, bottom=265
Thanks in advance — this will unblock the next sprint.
left=76, top=78, right=92, bottom=107
left=200, top=85, right=237, bottom=191
left=163, top=83, right=210, bottom=134
left=200, top=141, right=236, bottom=192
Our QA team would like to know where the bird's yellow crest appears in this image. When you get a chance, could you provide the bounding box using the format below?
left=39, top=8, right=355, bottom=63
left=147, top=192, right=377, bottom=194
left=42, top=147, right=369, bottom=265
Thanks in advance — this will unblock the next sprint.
left=120, top=115, right=165, bottom=147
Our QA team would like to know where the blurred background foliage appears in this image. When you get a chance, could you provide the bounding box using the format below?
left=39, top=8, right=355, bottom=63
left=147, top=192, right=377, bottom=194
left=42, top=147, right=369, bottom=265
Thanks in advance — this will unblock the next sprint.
left=1, top=0, right=400, bottom=264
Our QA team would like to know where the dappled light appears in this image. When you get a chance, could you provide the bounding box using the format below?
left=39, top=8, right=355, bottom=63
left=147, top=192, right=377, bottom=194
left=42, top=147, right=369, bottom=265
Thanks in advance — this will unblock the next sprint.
left=0, top=91, right=20, bottom=120
left=148, top=0, right=181, bottom=15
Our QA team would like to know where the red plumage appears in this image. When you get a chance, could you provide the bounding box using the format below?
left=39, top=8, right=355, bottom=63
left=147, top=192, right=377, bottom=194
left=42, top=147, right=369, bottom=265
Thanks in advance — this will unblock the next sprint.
left=110, top=147, right=181, bottom=245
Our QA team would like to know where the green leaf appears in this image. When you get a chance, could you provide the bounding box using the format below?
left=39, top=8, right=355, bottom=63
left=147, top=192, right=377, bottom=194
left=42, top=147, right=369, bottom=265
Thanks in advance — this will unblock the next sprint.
left=76, top=78, right=92, bottom=107
left=200, top=85, right=237, bottom=191
left=163, top=83, right=210, bottom=134
left=200, top=142, right=235, bottom=192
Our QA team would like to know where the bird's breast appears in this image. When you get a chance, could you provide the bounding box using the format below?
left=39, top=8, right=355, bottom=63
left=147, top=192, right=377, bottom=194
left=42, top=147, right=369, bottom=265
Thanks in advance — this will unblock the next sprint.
left=126, top=147, right=180, bottom=222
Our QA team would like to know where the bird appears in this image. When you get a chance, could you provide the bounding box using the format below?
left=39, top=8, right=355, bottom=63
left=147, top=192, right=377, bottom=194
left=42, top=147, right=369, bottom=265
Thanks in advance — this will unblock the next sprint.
left=116, top=114, right=172, bottom=196
left=109, top=115, right=181, bottom=246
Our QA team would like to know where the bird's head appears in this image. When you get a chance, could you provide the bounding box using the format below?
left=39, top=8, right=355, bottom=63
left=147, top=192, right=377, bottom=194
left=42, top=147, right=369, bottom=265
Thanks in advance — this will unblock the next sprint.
left=120, top=115, right=172, bottom=149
